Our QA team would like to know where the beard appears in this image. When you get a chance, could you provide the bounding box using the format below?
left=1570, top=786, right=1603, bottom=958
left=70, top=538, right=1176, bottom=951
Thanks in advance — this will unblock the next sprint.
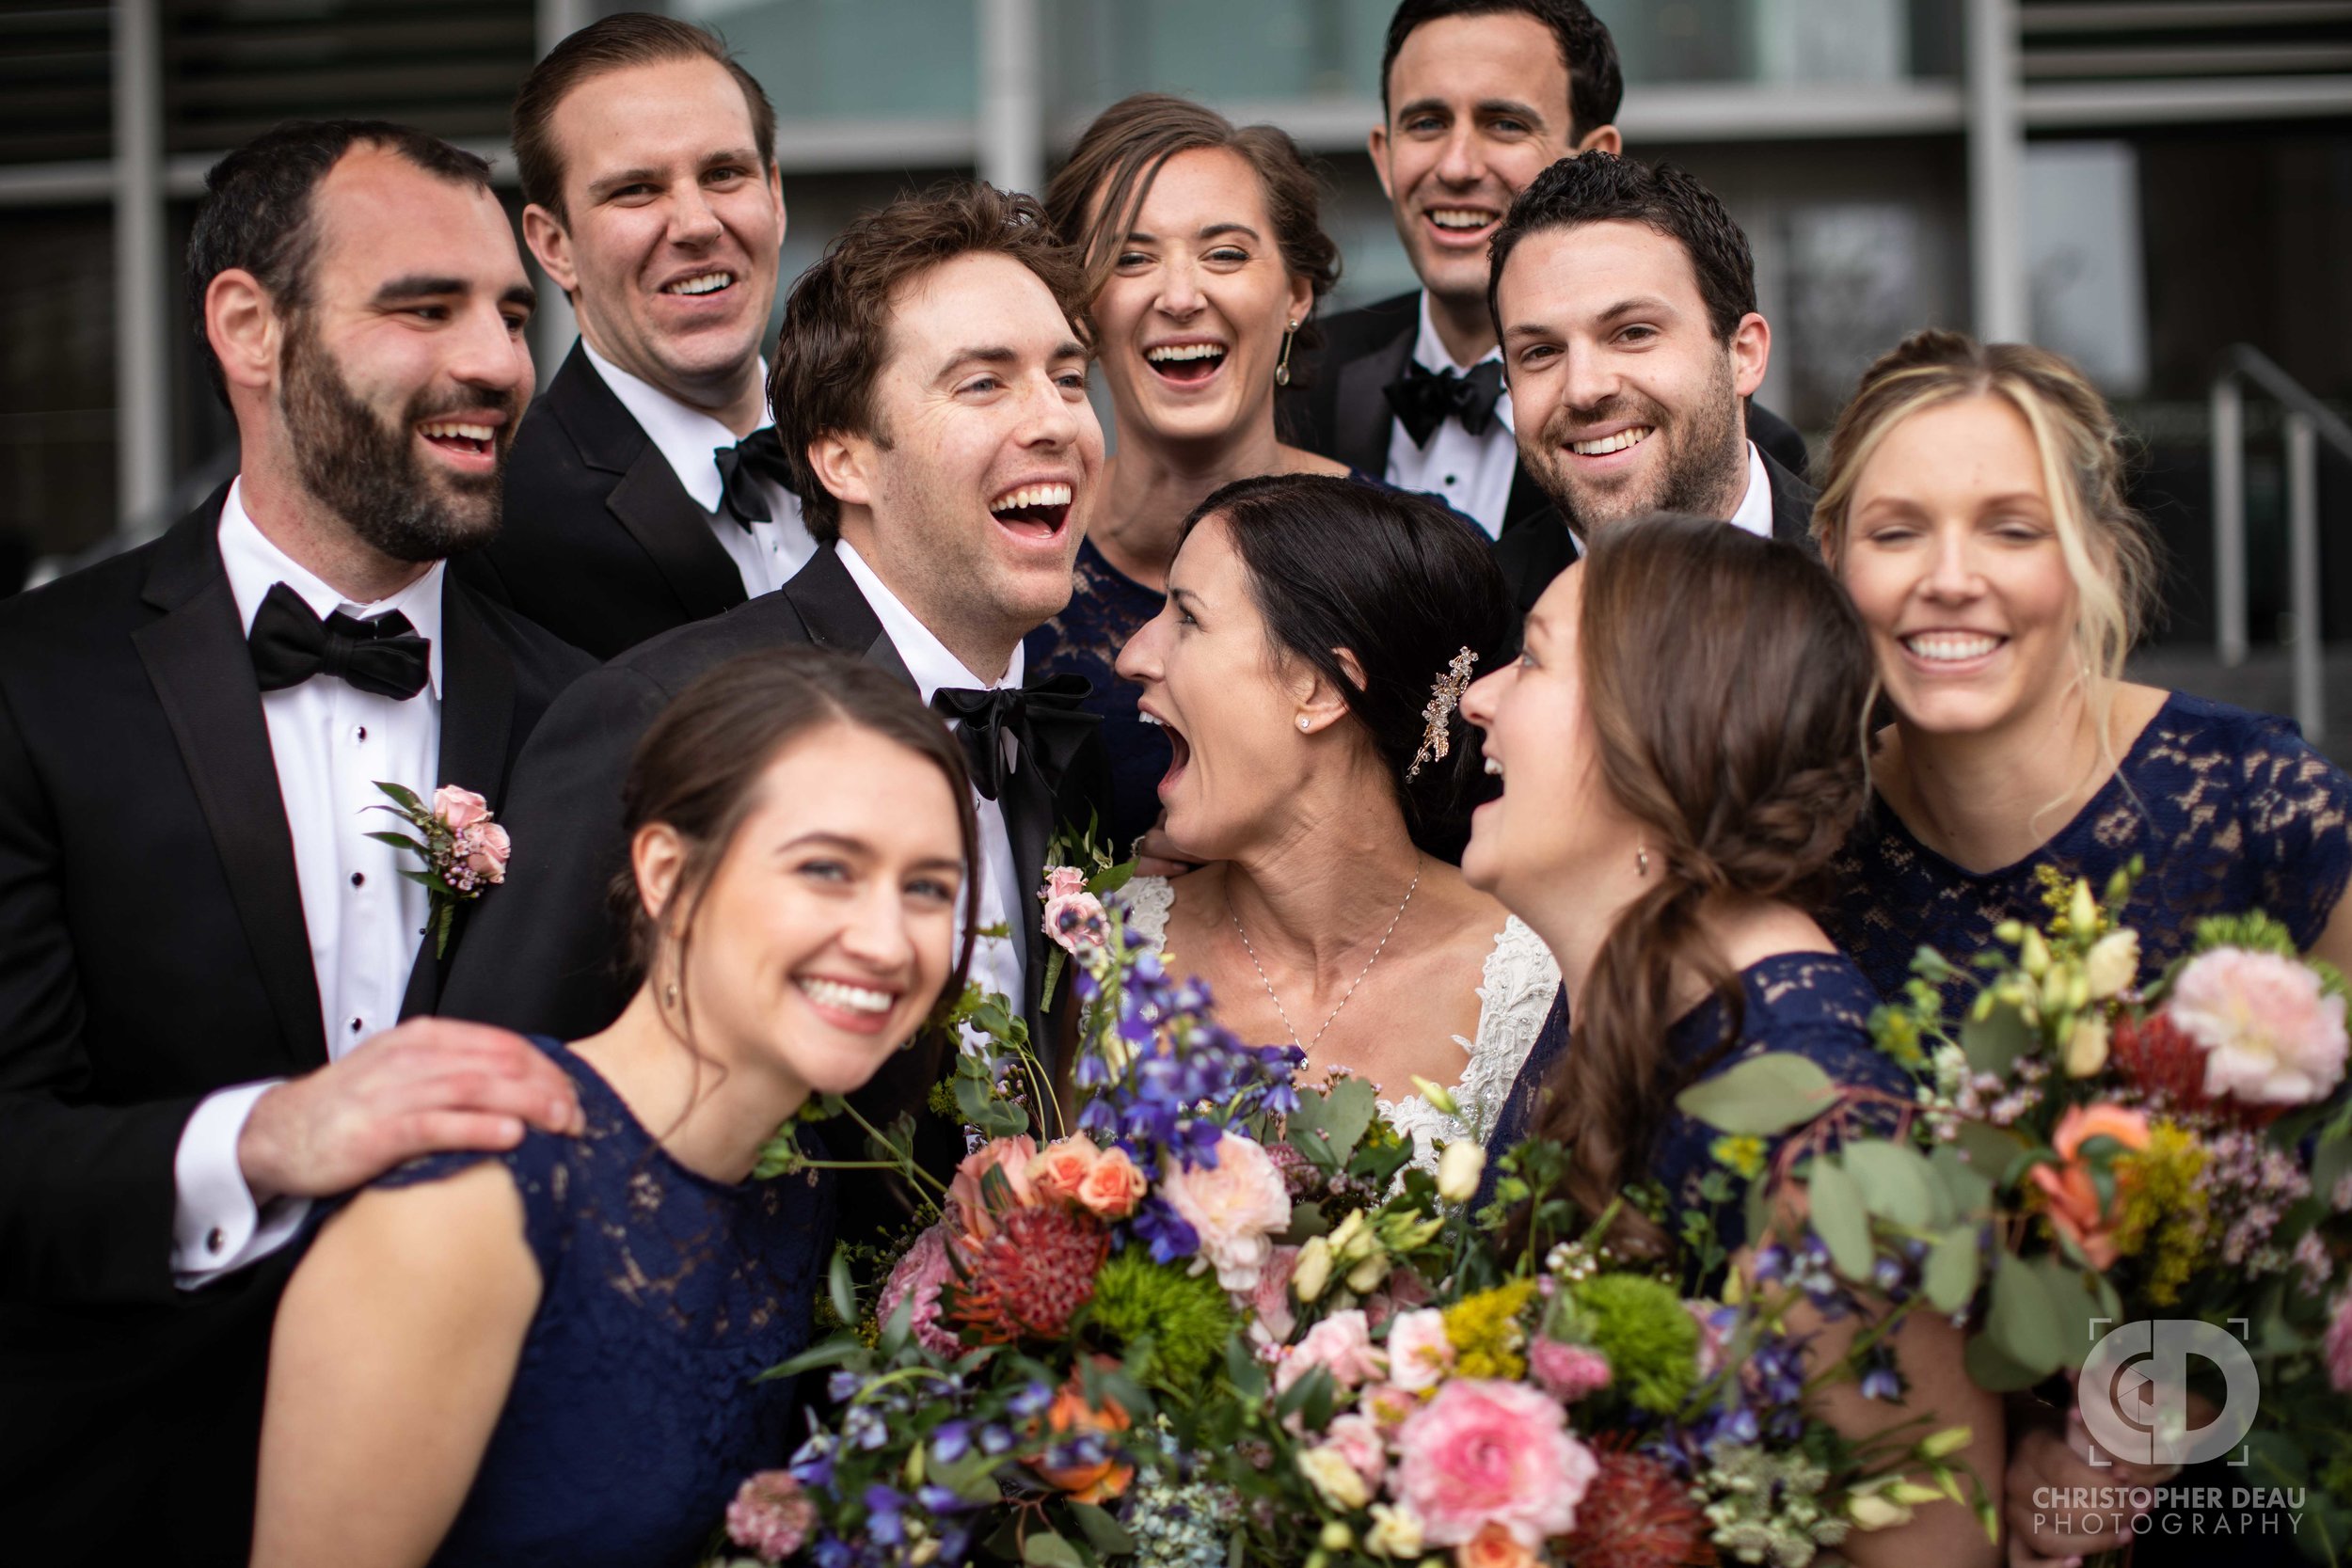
left=279, top=317, right=516, bottom=563
left=1523, top=352, right=1748, bottom=540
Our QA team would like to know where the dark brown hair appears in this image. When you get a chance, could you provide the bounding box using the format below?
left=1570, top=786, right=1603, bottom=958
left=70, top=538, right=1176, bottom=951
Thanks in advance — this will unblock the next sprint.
left=615, top=645, right=979, bottom=1010
left=1532, top=513, right=1873, bottom=1251
left=1044, top=93, right=1340, bottom=331
left=770, top=182, right=1090, bottom=543
left=1381, top=0, right=1623, bottom=144
left=188, top=119, right=492, bottom=399
left=1181, top=473, right=1516, bottom=859
left=1487, top=151, right=1756, bottom=346
left=511, top=11, right=777, bottom=222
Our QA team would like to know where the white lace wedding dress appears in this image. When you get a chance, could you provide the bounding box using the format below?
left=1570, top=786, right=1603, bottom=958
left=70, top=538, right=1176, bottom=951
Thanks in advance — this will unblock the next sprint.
left=1113, top=876, right=1560, bottom=1171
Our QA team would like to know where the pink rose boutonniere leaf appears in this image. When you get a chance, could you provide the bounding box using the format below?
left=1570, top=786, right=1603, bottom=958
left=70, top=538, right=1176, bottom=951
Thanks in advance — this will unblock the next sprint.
left=368, top=781, right=513, bottom=958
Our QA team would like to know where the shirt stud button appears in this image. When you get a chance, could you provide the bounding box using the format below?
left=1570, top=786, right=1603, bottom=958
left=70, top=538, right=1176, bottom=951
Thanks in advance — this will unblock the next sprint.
left=350, top=872, right=365, bottom=888
left=355, top=725, right=367, bottom=741
left=206, top=1227, right=225, bottom=1253
left=349, top=1017, right=364, bottom=1035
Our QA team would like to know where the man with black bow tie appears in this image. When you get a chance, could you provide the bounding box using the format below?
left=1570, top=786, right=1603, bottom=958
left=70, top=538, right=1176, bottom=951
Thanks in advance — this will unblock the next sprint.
left=1280, top=0, right=1808, bottom=545
left=0, top=121, right=593, bottom=1561
left=452, top=13, right=811, bottom=660
left=442, top=182, right=1104, bottom=1086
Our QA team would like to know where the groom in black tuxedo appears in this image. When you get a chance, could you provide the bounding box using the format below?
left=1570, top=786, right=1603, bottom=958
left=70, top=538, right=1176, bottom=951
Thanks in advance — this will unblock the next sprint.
left=1280, top=0, right=1809, bottom=545
left=454, top=13, right=812, bottom=660
left=0, top=122, right=593, bottom=1562
left=1484, top=151, right=1820, bottom=608
left=442, top=182, right=1104, bottom=1082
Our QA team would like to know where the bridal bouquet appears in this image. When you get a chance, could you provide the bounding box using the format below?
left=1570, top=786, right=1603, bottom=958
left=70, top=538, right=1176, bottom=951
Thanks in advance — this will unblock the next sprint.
left=713, top=889, right=1988, bottom=1568
left=1788, top=866, right=2352, bottom=1533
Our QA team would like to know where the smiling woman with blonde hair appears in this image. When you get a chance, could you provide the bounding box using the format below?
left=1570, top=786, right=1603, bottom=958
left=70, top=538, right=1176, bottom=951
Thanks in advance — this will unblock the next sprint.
left=1811, top=328, right=2352, bottom=1004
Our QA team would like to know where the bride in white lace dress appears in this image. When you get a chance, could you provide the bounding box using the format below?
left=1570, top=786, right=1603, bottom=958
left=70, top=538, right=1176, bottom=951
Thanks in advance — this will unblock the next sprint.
left=1098, top=473, right=1555, bottom=1168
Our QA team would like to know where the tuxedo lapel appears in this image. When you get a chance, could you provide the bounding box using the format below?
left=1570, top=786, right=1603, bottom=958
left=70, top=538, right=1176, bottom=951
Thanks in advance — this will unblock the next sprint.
left=399, top=582, right=516, bottom=1019
left=548, top=344, right=747, bottom=622
left=1499, top=461, right=1553, bottom=540
left=132, top=499, right=327, bottom=1071
left=1763, top=452, right=1823, bottom=560
left=1331, top=323, right=1414, bottom=475
left=780, top=546, right=912, bottom=683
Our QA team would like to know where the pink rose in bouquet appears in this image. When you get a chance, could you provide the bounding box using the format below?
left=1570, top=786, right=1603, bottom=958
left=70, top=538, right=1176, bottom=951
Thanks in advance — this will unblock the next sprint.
left=1322, top=1411, right=1390, bottom=1487
left=1158, top=1131, right=1291, bottom=1291
left=2169, top=948, right=2350, bottom=1105
left=1393, top=1377, right=1597, bottom=1546
left=1073, top=1145, right=1146, bottom=1220
left=1249, top=1244, right=1301, bottom=1344
left=1527, top=1338, right=1611, bottom=1403
left=432, top=784, right=489, bottom=832
left=1028, top=1135, right=1102, bottom=1202
left=948, top=1134, right=1039, bottom=1239
left=1386, top=1307, right=1455, bottom=1392
left=1277, top=1307, right=1387, bottom=1393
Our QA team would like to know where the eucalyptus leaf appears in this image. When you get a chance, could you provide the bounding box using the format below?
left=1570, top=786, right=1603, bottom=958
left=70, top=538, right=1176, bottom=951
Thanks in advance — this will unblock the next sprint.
left=1987, top=1254, right=2066, bottom=1376
left=1289, top=1077, right=1378, bottom=1168
left=1927, top=1144, right=1996, bottom=1219
left=1950, top=1120, right=2029, bottom=1194
left=1807, top=1158, right=1875, bottom=1280
left=1963, top=1327, right=2046, bottom=1392
left=758, top=1335, right=865, bottom=1380
left=1924, top=1226, right=1982, bottom=1316
left=1069, top=1503, right=1135, bottom=1557
left=1841, top=1139, right=1936, bottom=1229
left=1960, top=1002, right=2036, bottom=1077
left=1674, top=1053, right=1837, bottom=1135
left=1022, top=1530, right=1087, bottom=1568
left=827, top=1247, right=857, bottom=1329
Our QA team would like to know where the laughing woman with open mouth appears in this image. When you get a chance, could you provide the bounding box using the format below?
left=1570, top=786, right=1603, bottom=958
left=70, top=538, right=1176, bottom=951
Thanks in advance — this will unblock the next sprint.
left=1025, top=93, right=1443, bottom=854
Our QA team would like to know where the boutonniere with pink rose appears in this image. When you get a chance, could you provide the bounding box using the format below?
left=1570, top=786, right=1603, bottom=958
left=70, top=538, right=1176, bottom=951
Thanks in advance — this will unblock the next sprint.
left=367, top=782, right=512, bottom=958
left=1037, top=814, right=1136, bottom=1009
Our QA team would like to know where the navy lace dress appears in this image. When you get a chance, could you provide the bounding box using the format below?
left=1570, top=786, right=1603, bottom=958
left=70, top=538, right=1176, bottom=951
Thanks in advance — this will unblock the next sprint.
left=371, top=1036, right=835, bottom=1568
left=1482, top=954, right=1911, bottom=1258
left=1823, top=692, right=2352, bottom=1006
left=1025, top=470, right=1481, bottom=849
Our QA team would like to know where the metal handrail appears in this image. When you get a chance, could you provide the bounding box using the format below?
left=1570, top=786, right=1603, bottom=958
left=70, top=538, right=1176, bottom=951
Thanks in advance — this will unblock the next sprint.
left=2211, top=344, right=2352, bottom=741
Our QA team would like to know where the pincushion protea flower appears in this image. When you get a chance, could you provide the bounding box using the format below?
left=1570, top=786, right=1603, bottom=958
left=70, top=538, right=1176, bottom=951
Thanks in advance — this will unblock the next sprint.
left=2110, top=1012, right=2216, bottom=1114
left=945, top=1202, right=1110, bottom=1344
left=1559, top=1440, right=1715, bottom=1568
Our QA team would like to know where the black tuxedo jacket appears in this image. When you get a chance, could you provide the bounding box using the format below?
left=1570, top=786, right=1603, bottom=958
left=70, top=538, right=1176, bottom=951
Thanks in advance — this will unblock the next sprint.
left=453, top=341, right=750, bottom=660
left=437, top=545, right=1103, bottom=1212
left=1488, top=448, right=1821, bottom=612
left=0, top=491, right=591, bottom=1564
left=1279, top=290, right=1814, bottom=536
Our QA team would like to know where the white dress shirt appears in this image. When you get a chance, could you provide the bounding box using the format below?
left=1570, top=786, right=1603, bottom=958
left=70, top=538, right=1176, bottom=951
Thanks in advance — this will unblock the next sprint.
left=1383, top=293, right=1519, bottom=541
left=1727, top=441, right=1775, bottom=539
left=580, top=340, right=816, bottom=597
left=170, top=479, right=445, bottom=1285
left=834, top=541, right=1027, bottom=1016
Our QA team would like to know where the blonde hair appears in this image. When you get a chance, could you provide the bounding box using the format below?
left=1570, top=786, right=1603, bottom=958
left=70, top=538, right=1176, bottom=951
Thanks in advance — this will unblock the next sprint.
left=1812, top=329, right=2159, bottom=766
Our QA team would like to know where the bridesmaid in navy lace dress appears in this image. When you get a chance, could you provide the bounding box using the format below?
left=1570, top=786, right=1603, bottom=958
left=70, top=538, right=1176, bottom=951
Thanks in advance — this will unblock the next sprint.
left=251, top=649, right=979, bottom=1568
left=1027, top=95, right=1430, bottom=851
left=1462, top=515, right=1999, bottom=1568
left=1807, top=333, right=2352, bottom=1566
left=1814, top=331, right=2352, bottom=1008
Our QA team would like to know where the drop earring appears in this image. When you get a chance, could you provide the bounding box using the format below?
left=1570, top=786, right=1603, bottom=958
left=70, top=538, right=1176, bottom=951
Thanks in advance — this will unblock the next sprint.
left=1274, top=320, right=1298, bottom=388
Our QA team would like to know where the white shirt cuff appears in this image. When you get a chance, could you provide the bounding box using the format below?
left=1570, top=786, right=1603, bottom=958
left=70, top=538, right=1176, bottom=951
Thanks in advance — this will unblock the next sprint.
left=171, top=1080, right=310, bottom=1288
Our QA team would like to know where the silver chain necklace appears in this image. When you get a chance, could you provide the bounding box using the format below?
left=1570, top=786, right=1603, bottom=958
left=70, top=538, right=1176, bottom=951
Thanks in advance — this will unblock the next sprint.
left=1227, top=863, right=1422, bottom=1054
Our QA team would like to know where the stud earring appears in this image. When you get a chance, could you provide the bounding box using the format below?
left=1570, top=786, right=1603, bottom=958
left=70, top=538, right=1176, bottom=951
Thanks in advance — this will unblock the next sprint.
left=1636, top=844, right=1650, bottom=878
left=1296, top=716, right=1312, bottom=732
left=663, top=978, right=679, bottom=1008
left=1274, top=320, right=1298, bottom=388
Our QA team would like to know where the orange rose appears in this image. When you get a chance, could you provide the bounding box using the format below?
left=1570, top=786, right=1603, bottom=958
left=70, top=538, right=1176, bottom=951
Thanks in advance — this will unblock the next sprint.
left=1454, top=1522, right=1539, bottom=1568
left=1027, top=1135, right=1102, bottom=1203
left=2026, top=1103, right=2151, bottom=1268
left=1026, top=1376, right=1134, bottom=1503
left=947, top=1134, right=1037, bottom=1239
left=1073, top=1145, right=1147, bottom=1219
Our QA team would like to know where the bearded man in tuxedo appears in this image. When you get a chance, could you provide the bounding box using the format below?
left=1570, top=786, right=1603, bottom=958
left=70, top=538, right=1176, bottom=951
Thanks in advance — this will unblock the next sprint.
left=1281, top=0, right=1809, bottom=546
left=456, top=12, right=813, bottom=658
left=1483, top=152, right=1820, bottom=610
left=441, top=181, right=1103, bottom=1095
left=0, top=121, right=595, bottom=1562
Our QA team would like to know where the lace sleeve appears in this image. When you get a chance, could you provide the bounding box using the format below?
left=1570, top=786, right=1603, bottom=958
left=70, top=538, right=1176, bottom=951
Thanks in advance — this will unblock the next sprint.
left=2238, top=720, right=2352, bottom=949
left=1380, top=918, right=1561, bottom=1173
left=1112, top=876, right=1175, bottom=954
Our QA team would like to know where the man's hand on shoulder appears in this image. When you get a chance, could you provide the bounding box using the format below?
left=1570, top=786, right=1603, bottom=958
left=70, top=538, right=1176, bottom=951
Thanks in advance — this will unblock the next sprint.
left=237, top=1019, right=583, bottom=1202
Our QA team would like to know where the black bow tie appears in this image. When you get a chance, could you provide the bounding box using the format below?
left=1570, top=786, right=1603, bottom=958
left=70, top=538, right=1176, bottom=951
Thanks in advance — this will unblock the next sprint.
left=1385, top=357, right=1506, bottom=447
left=247, top=580, right=432, bottom=701
left=930, top=673, right=1097, bottom=802
left=713, top=427, right=798, bottom=529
